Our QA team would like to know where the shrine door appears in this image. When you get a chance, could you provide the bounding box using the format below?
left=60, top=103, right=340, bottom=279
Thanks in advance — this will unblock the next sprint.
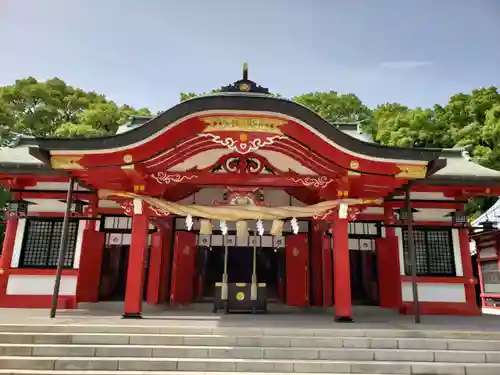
left=170, top=231, right=197, bottom=305
left=286, top=233, right=309, bottom=306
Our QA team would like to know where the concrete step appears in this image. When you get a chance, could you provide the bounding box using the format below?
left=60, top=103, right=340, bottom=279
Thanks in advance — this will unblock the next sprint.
left=1, top=356, right=500, bottom=374
left=0, top=332, right=499, bottom=351
left=2, top=343, right=500, bottom=363
left=0, top=323, right=499, bottom=340
left=0, top=372, right=389, bottom=375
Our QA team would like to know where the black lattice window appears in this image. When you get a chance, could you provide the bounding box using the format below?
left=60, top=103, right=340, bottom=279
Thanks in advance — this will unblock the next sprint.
left=402, top=229, right=455, bottom=276
left=19, top=219, right=78, bottom=268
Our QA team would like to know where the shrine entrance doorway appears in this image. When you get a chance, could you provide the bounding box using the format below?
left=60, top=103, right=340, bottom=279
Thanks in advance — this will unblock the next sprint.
left=97, top=216, right=153, bottom=302
left=347, top=221, right=381, bottom=306
left=195, top=227, right=286, bottom=303
left=202, top=245, right=281, bottom=300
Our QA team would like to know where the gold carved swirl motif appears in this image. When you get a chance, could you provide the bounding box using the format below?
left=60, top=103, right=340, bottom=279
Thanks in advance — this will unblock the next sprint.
left=200, top=116, right=286, bottom=134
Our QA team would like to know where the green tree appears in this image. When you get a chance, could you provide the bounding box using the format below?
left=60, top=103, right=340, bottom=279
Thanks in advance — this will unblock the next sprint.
left=0, top=77, right=151, bottom=139
left=292, top=91, right=371, bottom=124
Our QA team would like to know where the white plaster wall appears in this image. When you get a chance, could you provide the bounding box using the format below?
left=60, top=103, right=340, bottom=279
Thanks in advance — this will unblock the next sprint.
left=395, top=227, right=405, bottom=275
left=412, top=208, right=454, bottom=222
left=10, top=219, right=26, bottom=268
left=174, top=218, right=309, bottom=233
left=106, top=232, right=152, bottom=246
left=401, top=282, right=466, bottom=303
left=177, top=188, right=224, bottom=205
left=361, top=206, right=384, bottom=215
left=26, top=198, right=90, bottom=213
left=484, top=284, right=500, bottom=293
left=479, top=245, right=498, bottom=259
left=99, top=199, right=121, bottom=208
left=451, top=229, right=463, bottom=276
left=256, top=150, right=317, bottom=175
left=198, top=234, right=284, bottom=248
left=177, top=188, right=307, bottom=207
left=73, top=220, right=86, bottom=269
left=6, top=275, right=77, bottom=296
left=395, top=228, right=462, bottom=276
left=166, top=149, right=230, bottom=171
left=392, top=192, right=454, bottom=200
left=349, top=238, right=375, bottom=251
left=33, top=182, right=88, bottom=191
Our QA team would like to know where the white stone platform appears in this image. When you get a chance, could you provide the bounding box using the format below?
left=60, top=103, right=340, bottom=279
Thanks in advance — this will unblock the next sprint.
left=0, top=303, right=499, bottom=332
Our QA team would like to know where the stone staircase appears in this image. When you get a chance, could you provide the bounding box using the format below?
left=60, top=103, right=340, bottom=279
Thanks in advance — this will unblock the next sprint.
left=0, top=323, right=500, bottom=374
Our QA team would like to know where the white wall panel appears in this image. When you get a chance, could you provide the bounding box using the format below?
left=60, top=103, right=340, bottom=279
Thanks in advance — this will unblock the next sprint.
left=451, top=229, right=463, bottom=276
left=10, top=219, right=26, bottom=268
left=6, top=275, right=77, bottom=296
left=401, top=282, right=466, bottom=303
left=479, top=246, right=498, bottom=259
left=73, top=221, right=86, bottom=269
left=395, top=228, right=405, bottom=275
left=98, top=200, right=120, bottom=208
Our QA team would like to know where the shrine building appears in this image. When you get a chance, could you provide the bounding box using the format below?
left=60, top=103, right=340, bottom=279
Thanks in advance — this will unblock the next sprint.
left=0, top=68, right=499, bottom=320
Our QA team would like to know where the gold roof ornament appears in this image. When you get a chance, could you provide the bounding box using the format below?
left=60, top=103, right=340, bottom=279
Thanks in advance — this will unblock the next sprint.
left=220, top=62, right=270, bottom=94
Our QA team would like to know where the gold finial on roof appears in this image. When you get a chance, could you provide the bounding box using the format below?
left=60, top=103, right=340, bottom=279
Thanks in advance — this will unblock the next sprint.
left=243, top=62, right=248, bottom=80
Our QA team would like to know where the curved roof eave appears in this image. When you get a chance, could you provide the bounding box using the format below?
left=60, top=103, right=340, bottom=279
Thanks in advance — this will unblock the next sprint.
left=14, top=94, right=442, bottom=162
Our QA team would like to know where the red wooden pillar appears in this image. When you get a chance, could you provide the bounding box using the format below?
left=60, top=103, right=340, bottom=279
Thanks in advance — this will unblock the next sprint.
left=146, top=219, right=173, bottom=305
left=75, top=223, right=105, bottom=302
left=377, top=205, right=402, bottom=309
left=333, top=215, right=352, bottom=321
left=123, top=208, right=149, bottom=318
left=459, top=228, right=480, bottom=314
left=0, top=218, right=19, bottom=300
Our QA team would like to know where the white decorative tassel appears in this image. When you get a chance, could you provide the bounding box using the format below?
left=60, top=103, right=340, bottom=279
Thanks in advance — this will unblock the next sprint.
left=257, top=219, right=264, bottom=236
left=185, top=214, right=193, bottom=231
left=291, top=217, right=299, bottom=234
left=220, top=220, right=228, bottom=235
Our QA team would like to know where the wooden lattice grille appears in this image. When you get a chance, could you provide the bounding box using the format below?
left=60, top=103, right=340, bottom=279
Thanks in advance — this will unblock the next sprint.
left=402, top=228, right=455, bottom=276
left=19, top=219, right=78, bottom=268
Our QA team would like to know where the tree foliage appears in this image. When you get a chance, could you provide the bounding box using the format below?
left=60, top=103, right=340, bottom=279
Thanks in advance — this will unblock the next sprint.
left=0, top=77, right=151, bottom=142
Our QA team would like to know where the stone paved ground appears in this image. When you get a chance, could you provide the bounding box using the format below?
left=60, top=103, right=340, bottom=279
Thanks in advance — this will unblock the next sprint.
left=0, top=303, right=499, bottom=332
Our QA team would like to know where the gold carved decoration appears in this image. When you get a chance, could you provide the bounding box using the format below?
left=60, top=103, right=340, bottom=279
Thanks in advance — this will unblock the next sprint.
left=123, top=154, right=133, bottom=163
left=133, top=185, right=145, bottom=193
left=200, top=116, right=286, bottom=134
left=395, top=164, right=427, bottom=179
left=337, top=190, right=349, bottom=198
left=50, top=155, right=83, bottom=169
left=236, top=292, right=245, bottom=301
left=360, top=198, right=383, bottom=205
left=349, top=160, right=359, bottom=170
left=239, top=83, right=250, bottom=92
